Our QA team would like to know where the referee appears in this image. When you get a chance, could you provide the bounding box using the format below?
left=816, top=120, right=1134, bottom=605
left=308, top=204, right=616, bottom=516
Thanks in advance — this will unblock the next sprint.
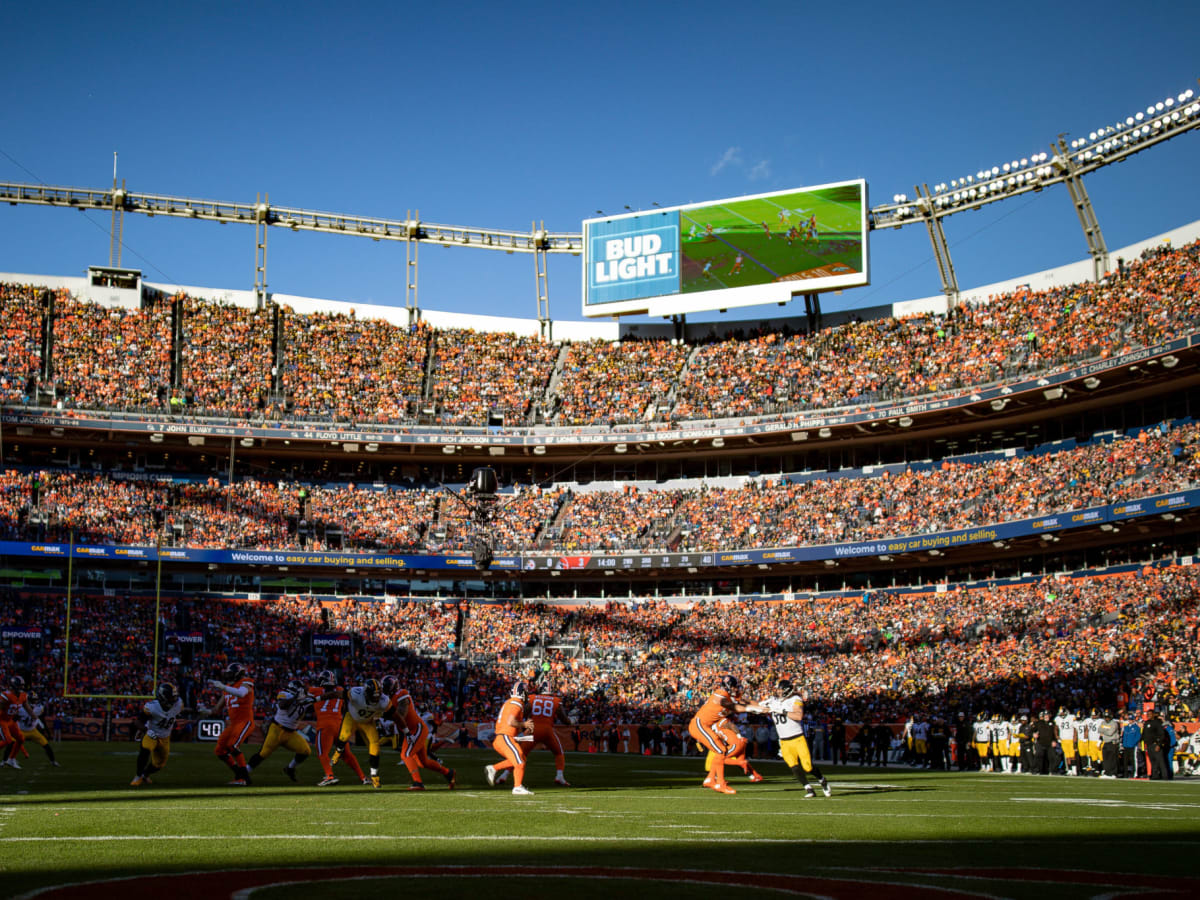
left=763, top=678, right=831, bottom=798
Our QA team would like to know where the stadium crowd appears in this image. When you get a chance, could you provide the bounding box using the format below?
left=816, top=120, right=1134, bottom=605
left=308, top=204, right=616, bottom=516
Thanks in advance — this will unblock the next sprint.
left=2, top=420, right=1194, bottom=553
left=2, top=567, right=1197, bottom=737
left=0, top=239, right=1194, bottom=425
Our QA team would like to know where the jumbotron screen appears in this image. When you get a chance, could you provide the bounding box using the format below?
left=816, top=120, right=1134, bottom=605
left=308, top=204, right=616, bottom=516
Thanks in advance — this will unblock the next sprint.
left=582, top=179, right=869, bottom=318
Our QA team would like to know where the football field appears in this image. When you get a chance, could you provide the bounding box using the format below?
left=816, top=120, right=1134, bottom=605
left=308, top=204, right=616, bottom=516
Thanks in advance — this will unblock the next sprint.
left=2, top=744, right=1199, bottom=899
left=679, top=185, right=864, bottom=293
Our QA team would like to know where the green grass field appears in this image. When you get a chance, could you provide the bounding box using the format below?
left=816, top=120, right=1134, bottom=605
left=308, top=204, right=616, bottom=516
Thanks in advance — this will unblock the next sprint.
left=2, top=744, right=1199, bottom=899
left=679, top=186, right=864, bottom=293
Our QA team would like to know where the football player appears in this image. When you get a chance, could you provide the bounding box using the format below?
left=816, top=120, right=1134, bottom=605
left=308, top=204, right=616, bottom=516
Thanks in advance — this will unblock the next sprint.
left=485, top=681, right=535, bottom=796
left=972, top=711, right=992, bottom=771
left=131, top=683, right=183, bottom=786
left=207, top=662, right=255, bottom=785
left=245, top=679, right=312, bottom=782
left=687, top=674, right=762, bottom=795
left=1054, top=706, right=1079, bottom=775
left=335, top=678, right=392, bottom=787
left=381, top=675, right=455, bottom=791
left=308, top=670, right=367, bottom=786
left=762, top=678, right=829, bottom=798
left=16, top=690, right=59, bottom=767
left=0, top=676, right=29, bottom=768
left=525, top=680, right=572, bottom=787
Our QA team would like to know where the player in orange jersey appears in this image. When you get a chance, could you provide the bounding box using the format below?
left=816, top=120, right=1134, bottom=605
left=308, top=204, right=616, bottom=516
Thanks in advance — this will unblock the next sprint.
left=207, top=663, right=255, bottom=785
left=527, top=682, right=572, bottom=786
left=0, top=675, right=29, bottom=769
left=308, top=670, right=367, bottom=786
left=703, top=713, right=763, bottom=783
left=688, top=674, right=763, bottom=794
left=381, top=675, right=455, bottom=791
left=485, top=681, right=535, bottom=796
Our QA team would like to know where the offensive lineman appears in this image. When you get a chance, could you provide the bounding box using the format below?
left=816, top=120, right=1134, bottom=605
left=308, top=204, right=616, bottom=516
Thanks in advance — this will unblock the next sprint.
left=208, top=662, right=255, bottom=785
left=762, top=678, right=830, bottom=798
left=381, top=675, right=455, bottom=791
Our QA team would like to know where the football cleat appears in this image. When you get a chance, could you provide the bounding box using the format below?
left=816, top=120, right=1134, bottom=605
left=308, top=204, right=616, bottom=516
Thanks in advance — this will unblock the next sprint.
left=709, top=782, right=736, bottom=795
left=496, top=769, right=510, bottom=784
left=554, top=776, right=571, bottom=787
left=227, top=779, right=248, bottom=786
left=370, top=776, right=381, bottom=788
left=51, top=761, right=61, bottom=768
left=317, top=775, right=339, bottom=786
left=485, top=764, right=498, bottom=787
left=748, top=772, right=764, bottom=783
left=511, top=785, right=534, bottom=796
left=445, top=768, right=457, bottom=789
left=821, top=777, right=832, bottom=797
left=804, top=786, right=816, bottom=798
left=408, top=783, right=426, bottom=791
left=130, top=775, right=144, bottom=787
left=6, top=759, right=20, bottom=770
left=361, top=777, right=372, bottom=786
left=283, top=766, right=298, bottom=783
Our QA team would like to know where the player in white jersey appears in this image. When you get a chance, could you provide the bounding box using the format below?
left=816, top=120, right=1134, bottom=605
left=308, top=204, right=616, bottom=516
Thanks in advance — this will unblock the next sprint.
left=911, top=715, right=930, bottom=767
left=245, top=680, right=312, bottom=783
left=972, top=712, right=993, bottom=771
left=1081, top=709, right=1102, bottom=774
left=131, top=683, right=183, bottom=786
left=991, top=715, right=1013, bottom=772
left=15, top=691, right=58, bottom=767
left=762, top=678, right=829, bottom=797
left=1053, top=707, right=1079, bottom=775
left=335, top=679, right=392, bottom=787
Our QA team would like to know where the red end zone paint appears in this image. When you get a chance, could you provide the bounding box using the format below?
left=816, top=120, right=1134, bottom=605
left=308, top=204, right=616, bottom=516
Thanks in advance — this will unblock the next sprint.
left=20, top=865, right=992, bottom=900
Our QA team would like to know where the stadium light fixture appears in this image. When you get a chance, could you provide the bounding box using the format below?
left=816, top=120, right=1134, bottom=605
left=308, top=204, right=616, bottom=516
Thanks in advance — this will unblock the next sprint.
left=818, top=428, right=832, bottom=438
left=1043, top=387, right=1065, bottom=400
left=1083, top=377, right=1101, bottom=390
left=990, top=399, right=1008, bottom=411
left=898, top=416, right=913, bottom=428
left=712, top=437, right=725, bottom=448
left=614, top=443, right=628, bottom=454
left=791, top=431, right=808, bottom=441
left=1162, top=355, right=1179, bottom=368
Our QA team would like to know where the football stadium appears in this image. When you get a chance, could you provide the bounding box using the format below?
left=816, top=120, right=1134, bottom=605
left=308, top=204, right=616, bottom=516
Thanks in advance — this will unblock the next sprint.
left=2, top=9, right=1200, bottom=897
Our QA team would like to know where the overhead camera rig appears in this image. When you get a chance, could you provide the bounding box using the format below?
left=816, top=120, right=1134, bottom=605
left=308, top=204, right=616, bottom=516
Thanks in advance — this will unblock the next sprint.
left=440, top=466, right=501, bottom=570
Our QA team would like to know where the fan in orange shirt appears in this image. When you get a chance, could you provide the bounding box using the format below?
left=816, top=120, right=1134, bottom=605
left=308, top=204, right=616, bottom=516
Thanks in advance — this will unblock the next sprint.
left=688, top=675, right=763, bottom=794
left=308, top=670, right=367, bottom=786
left=381, top=675, right=455, bottom=791
left=484, top=681, right=535, bottom=796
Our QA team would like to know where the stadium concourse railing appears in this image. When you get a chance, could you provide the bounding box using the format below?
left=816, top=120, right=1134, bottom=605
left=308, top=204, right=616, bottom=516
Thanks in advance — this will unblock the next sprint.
left=3, top=333, right=1195, bottom=449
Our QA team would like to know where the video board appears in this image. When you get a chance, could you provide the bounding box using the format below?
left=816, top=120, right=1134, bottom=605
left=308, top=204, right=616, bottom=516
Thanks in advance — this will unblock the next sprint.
left=582, top=179, right=868, bottom=318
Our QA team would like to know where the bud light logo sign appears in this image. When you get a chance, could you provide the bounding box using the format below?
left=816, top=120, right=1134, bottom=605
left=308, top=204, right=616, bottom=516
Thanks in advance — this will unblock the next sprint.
left=586, top=213, right=679, bottom=305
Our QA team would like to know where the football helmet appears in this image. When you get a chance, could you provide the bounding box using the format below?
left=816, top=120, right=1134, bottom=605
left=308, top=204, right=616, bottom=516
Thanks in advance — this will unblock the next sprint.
left=317, top=669, right=337, bottom=688
left=776, top=678, right=795, bottom=696
left=1090, top=707, right=1100, bottom=717
left=720, top=674, right=739, bottom=693
left=991, top=713, right=1001, bottom=722
left=381, top=675, right=400, bottom=696
left=363, top=679, right=382, bottom=704
left=1057, top=706, right=1067, bottom=716
left=223, top=663, right=245, bottom=683
left=155, top=683, right=178, bottom=706
left=510, top=681, right=529, bottom=701
left=27, top=690, right=39, bottom=704
left=9, top=675, right=25, bottom=691
left=1073, top=708, right=1083, bottom=718
left=287, top=679, right=306, bottom=695
left=976, top=711, right=987, bottom=721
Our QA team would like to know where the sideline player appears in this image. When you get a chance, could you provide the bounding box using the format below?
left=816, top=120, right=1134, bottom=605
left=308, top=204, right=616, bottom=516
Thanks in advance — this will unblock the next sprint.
left=16, top=690, right=59, bottom=767
left=131, top=683, right=183, bottom=786
left=308, top=670, right=367, bottom=786
left=728, top=253, right=744, bottom=277
left=763, top=678, right=830, bottom=797
left=688, top=674, right=761, bottom=794
left=245, top=679, right=312, bottom=783
left=485, top=681, right=535, bottom=796
left=336, top=678, right=391, bottom=787
left=972, top=711, right=993, bottom=771
left=382, top=675, right=455, bottom=791
left=1, top=676, right=29, bottom=768
left=1055, top=706, right=1079, bottom=775
left=208, top=662, right=255, bottom=785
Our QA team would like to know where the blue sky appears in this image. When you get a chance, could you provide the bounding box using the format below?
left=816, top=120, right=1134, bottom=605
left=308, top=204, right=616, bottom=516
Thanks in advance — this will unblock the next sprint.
left=1, top=2, right=1196, bottom=324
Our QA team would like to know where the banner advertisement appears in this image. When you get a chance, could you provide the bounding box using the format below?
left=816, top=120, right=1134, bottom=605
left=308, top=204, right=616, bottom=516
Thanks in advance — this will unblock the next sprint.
left=1, top=626, right=44, bottom=640
left=312, top=633, right=353, bottom=649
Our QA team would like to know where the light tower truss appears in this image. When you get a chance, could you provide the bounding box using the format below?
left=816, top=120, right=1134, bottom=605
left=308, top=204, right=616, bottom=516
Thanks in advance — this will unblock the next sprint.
left=0, top=86, right=1195, bottom=313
